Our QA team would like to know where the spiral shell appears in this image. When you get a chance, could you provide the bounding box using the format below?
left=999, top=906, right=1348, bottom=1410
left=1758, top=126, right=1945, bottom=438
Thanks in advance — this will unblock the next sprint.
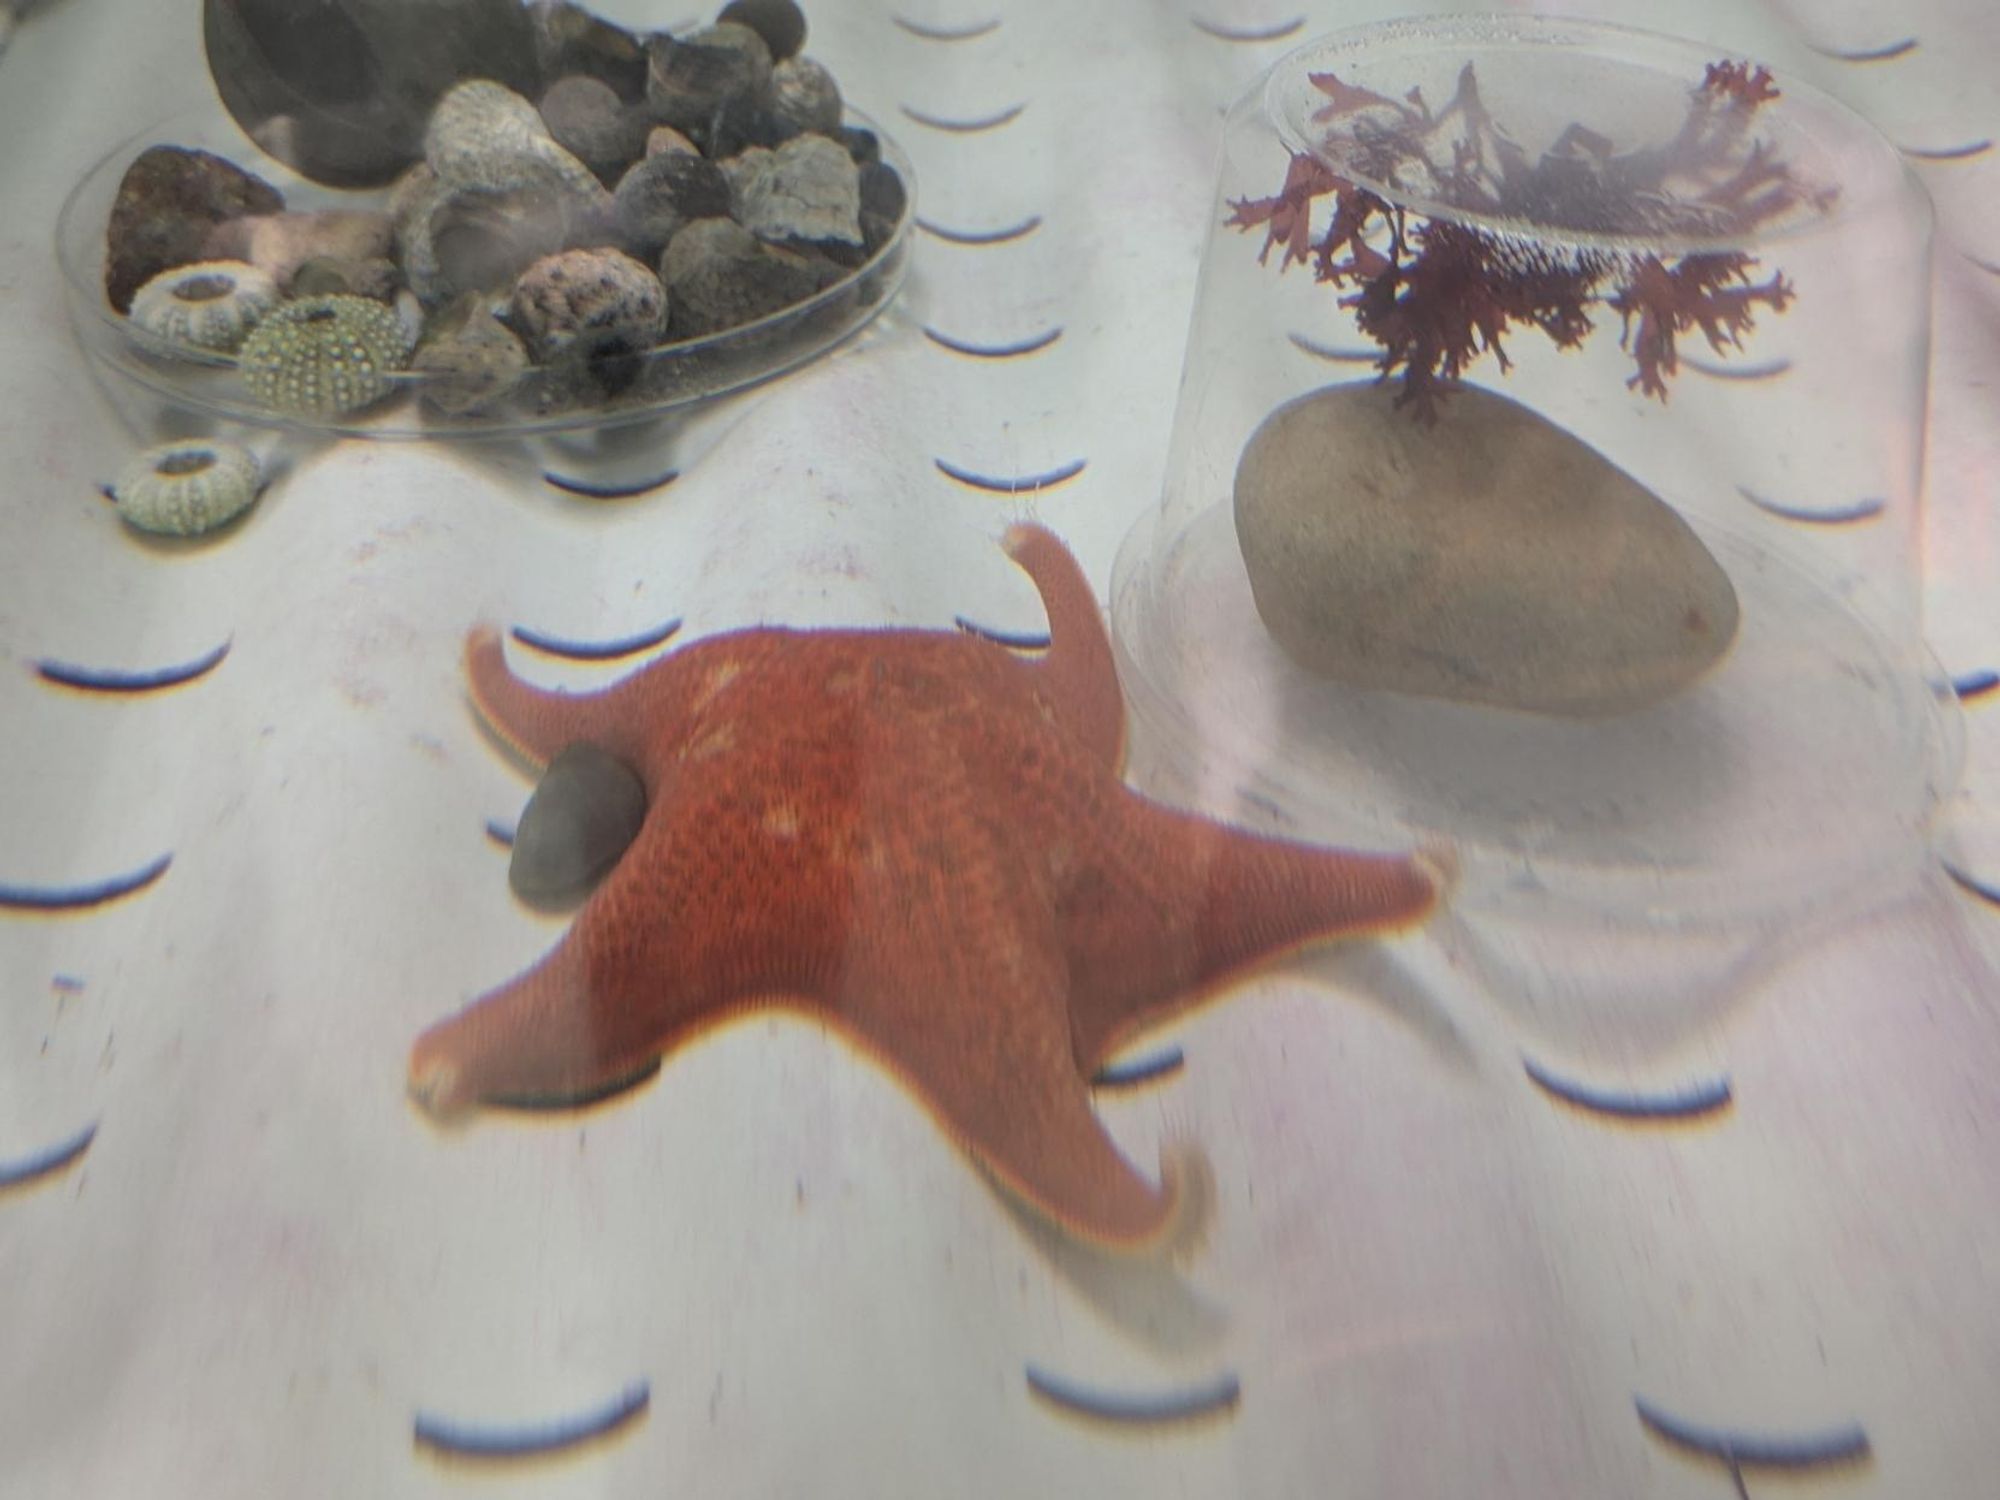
left=236, top=294, right=414, bottom=417
left=125, top=260, right=279, bottom=353
left=110, top=440, right=262, bottom=537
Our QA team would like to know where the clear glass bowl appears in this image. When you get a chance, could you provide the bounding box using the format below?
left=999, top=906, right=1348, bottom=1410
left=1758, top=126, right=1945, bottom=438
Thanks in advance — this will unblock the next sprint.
left=1112, top=15, right=1959, bottom=1047
left=55, top=102, right=913, bottom=445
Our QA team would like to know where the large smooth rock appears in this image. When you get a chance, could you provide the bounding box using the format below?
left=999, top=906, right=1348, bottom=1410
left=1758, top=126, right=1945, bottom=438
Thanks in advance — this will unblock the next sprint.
left=203, top=0, right=539, bottom=188
left=1234, top=382, right=1740, bottom=717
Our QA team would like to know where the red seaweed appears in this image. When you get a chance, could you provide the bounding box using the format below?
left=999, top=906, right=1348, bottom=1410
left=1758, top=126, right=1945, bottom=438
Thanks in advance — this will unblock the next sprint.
left=1228, top=57, right=1822, bottom=417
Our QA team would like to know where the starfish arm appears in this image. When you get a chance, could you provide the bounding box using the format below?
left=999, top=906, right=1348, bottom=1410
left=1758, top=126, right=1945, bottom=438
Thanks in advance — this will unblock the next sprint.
left=408, top=822, right=744, bottom=1116
left=409, top=923, right=618, bottom=1116
left=832, top=845, right=1196, bottom=1255
left=463, top=626, right=664, bottom=770
left=1066, top=806, right=1446, bottom=1073
left=1002, top=524, right=1127, bottom=771
left=836, top=928, right=1192, bottom=1256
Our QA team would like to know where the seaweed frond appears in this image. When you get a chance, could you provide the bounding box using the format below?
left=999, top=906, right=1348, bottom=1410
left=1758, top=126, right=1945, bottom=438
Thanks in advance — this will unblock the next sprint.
left=1231, top=56, right=1820, bottom=416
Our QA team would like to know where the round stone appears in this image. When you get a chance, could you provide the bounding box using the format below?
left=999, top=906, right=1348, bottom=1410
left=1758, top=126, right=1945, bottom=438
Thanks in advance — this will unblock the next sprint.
left=539, top=74, right=648, bottom=183
left=768, top=56, right=841, bottom=136
left=509, top=246, right=667, bottom=364
left=718, top=0, right=805, bottom=62
left=1233, top=381, right=1741, bottom=717
left=509, top=743, right=648, bottom=906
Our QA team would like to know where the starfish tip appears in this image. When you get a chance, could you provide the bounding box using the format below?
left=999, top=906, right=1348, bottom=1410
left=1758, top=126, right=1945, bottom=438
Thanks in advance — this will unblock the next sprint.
left=407, top=1051, right=474, bottom=1124
left=1413, top=838, right=1461, bottom=908
left=1000, top=520, right=1057, bottom=559
left=464, top=622, right=504, bottom=658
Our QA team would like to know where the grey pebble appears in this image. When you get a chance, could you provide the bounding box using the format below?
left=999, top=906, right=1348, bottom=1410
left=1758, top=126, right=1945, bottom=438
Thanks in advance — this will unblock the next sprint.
left=508, top=743, right=648, bottom=907
left=540, top=75, right=649, bottom=184
left=612, top=151, right=732, bottom=261
left=726, top=134, right=862, bottom=246
left=768, top=56, right=841, bottom=136
left=718, top=0, right=806, bottom=62
left=660, top=216, right=832, bottom=338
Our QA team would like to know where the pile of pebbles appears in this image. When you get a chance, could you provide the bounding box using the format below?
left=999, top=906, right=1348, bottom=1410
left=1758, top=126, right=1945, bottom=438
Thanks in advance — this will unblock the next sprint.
left=103, top=0, right=907, bottom=422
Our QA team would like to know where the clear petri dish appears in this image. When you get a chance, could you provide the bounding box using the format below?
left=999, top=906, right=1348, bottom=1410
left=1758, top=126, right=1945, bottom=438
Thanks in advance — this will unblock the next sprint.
left=55, top=101, right=914, bottom=444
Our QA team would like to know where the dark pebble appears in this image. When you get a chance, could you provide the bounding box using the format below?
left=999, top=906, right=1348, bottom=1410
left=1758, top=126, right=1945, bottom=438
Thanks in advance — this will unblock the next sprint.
left=540, top=75, right=649, bottom=185
left=660, top=216, right=832, bottom=338
left=858, top=160, right=906, bottom=224
left=104, top=145, right=285, bottom=312
left=509, top=743, right=648, bottom=906
left=705, top=92, right=801, bottom=159
left=644, top=24, right=771, bottom=139
left=718, top=0, right=806, bottom=62
left=613, top=151, right=732, bottom=260
left=838, top=125, right=880, bottom=166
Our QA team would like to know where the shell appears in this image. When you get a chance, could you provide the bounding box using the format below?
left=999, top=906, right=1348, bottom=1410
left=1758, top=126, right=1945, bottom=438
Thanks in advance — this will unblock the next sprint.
left=125, top=260, right=279, bottom=353
left=236, top=293, right=415, bottom=417
left=111, top=440, right=262, bottom=537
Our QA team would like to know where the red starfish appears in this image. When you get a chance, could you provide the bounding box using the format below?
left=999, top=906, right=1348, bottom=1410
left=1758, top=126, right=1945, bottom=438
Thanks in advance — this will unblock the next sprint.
left=409, top=526, right=1447, bottom=1253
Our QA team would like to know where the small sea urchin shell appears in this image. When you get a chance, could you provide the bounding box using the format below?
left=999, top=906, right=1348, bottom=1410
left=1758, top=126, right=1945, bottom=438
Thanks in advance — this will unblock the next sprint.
left=236, top=294, right=414, bottom=417
left=126, top=260, right=279, bottom=353
left=110, top=440, right=262, bottom=537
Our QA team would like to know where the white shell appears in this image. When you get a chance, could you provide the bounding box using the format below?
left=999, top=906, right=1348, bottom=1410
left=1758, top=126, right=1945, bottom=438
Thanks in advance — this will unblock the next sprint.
left=126, top=260, right=279, bottom=353
left=111, top=440, right=262, bottom=537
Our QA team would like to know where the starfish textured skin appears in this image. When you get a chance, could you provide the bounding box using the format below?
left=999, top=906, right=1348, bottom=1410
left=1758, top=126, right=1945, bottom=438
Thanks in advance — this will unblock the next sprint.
left=410, top=525, right=1445, bottom=1252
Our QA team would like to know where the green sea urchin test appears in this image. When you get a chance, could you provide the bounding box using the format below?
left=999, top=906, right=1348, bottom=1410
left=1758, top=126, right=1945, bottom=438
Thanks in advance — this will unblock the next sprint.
left=236, top=293, right=413, bottom=416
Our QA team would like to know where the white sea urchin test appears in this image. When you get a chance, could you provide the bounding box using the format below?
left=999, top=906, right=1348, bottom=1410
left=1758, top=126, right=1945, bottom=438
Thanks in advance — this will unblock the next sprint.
left=126, top=259, right=279, bottom=353
left=110, top=440, right=262, bottom=537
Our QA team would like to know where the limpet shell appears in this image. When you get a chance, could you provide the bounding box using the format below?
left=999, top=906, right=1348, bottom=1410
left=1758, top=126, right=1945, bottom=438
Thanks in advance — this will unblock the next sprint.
left=236, top=293, right=414, bottom=417
left=110, top=440, right=262, bottom=537
left=126, top=259, right=279, bottom=353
